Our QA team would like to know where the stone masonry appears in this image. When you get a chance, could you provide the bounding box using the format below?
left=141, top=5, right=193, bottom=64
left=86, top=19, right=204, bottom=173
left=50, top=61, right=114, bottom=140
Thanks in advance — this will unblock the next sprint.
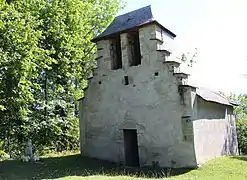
left=79, top=6, right=238, bottom=168
left=79, top=24, right=198, bottom=168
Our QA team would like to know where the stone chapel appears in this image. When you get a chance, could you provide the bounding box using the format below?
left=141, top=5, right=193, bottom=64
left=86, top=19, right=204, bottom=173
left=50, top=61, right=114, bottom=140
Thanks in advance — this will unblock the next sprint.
left=79, top=5, right=238, bottom=168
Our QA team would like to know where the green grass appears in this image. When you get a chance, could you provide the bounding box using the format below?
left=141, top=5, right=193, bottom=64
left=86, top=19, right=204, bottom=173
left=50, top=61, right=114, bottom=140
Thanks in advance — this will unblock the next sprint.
left=1, top=152, right=247, bottom=180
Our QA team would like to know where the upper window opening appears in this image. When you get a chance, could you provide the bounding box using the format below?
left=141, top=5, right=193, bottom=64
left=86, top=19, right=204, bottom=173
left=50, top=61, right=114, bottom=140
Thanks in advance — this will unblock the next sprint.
left=128, top=30, right=141, bottom=66
left=110, top=35, right=122, bottom=70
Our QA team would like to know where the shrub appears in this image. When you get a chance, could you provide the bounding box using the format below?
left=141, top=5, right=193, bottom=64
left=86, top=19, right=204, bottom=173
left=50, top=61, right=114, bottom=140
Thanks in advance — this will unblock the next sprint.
left=236, top=119, right=247, bottom=154
left=0, top=150, right=10, bottom=160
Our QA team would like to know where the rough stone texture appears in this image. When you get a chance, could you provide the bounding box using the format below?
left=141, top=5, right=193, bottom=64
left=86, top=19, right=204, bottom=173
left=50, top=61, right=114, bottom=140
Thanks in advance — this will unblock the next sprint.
left=79, top=22, right=238, bottom=168
left=80, top=23, right=196, bottom=168
left=179, top=85, right=197, bottom=143
left=193, top=97, right=238, bottom=165
left=96, top=40, right=112, bottom=72
left=120, top=33, right=129, bottom=70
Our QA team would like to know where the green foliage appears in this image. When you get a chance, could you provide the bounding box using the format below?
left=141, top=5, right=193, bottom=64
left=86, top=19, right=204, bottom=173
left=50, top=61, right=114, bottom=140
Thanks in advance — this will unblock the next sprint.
left=0, top=141, right=9, bottom=160
left=229, top=94, right=247, bottom=154
left=0, top=0, right=123, bottom=156
left=236, top=120, right=247, bottom=154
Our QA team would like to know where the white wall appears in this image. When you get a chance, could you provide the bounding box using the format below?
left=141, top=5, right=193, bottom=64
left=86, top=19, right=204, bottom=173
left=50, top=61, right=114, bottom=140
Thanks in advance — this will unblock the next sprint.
left=193, top=97, right=238, bottom=165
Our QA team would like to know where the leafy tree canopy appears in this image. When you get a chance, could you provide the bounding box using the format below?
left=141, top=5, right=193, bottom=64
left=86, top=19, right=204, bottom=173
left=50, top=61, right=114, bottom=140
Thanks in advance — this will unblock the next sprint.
left=0, top=0, right=123, bottom=156
left=228, top=94, right=247, bottom=154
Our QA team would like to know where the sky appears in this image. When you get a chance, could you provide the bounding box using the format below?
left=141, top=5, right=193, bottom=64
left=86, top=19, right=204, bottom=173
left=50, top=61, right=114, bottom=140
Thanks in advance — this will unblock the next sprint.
left=119, top=0, right=247, bottom=94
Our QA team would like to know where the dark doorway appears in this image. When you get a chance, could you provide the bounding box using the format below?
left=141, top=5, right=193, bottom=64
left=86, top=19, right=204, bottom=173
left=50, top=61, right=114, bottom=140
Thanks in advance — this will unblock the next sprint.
left=123, top=129, right=139, bottom=167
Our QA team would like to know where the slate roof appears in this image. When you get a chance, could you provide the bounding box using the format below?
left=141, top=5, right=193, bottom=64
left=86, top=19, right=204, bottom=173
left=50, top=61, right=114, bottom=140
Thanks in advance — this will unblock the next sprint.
left=196, top=87, right=236, bottom=106
left=92, top=5, right=176, bottom=42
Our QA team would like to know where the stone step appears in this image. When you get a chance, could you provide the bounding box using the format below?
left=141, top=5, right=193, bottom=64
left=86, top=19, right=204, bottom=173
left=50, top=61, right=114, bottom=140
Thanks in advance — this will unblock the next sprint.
left=156, top=49, right=171, bottom=64
left=150, top=36, right=172, bottom=54
left=163, top=60, right=181, bottom=73
left=173, top=72, right=190, bottom=85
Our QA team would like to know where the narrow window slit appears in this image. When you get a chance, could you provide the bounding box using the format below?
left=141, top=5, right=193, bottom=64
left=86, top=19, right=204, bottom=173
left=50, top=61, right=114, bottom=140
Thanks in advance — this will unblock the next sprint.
left=124, top=76, right=129, bottom=85
left=95, top=56, right=103, bottom=61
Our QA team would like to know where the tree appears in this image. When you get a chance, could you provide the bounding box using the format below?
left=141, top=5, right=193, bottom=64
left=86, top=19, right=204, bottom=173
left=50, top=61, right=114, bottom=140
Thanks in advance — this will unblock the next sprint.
left=0, top=0, right=47, bottom=156
left=0, top=0, right=123, bottom=156
left=229, top=94, right=247, bottom=154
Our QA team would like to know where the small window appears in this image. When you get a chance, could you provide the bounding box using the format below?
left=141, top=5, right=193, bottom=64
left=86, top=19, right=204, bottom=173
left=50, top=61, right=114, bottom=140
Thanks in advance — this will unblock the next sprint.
left=124, top=76, right=129, bottom=85
left=110, top=35, right=122, bottom=70
left=128, top=30, right=141, bottom=66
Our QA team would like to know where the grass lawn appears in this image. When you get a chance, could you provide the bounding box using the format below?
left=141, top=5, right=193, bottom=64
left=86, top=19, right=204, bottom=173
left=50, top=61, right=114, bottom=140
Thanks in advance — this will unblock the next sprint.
left=1, top=152, right=247, bottom=180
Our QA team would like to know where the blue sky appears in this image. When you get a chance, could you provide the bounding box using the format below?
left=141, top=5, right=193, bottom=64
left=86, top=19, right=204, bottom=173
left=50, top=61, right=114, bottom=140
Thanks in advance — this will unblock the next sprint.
left=119, top=0, right=247, bottom=94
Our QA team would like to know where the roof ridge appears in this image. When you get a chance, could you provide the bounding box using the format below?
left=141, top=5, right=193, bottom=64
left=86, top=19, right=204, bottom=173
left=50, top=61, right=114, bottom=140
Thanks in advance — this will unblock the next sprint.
left=92, top=5, right=175, bottom=42
left=117, top=5, right=152, bottom=18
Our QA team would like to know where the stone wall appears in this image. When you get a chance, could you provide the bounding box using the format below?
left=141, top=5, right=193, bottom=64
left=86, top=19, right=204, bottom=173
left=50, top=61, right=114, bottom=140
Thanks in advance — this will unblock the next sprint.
left=179, top=86, right=197, bottom=142
left=193, top=97, right=238, bottom=165
left=155, top=26, right=175, bottom=53
left=79, top=24, right=197, bottom=168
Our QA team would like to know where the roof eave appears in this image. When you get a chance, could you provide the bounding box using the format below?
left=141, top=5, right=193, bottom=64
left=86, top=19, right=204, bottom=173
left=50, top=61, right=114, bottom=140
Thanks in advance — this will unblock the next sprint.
left=196, top=94, right=234, bottom=107
left=153, top=20, right=176, bottom=38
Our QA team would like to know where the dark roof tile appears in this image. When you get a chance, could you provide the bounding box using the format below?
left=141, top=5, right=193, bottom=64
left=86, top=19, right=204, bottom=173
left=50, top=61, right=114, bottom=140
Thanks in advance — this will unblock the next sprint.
left=92, top=5, right=175, bottom=42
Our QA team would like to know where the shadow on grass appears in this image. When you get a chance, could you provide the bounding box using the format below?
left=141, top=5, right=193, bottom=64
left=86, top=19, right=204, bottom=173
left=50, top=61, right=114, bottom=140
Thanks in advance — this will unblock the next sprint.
left=231, top=155, right=247, bottom=161
left=0, top=154, right=193, bottom=180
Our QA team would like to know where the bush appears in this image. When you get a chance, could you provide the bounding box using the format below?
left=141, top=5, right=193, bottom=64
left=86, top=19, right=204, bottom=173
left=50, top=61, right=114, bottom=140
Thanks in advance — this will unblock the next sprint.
left=0, top=150, right=10, bottom=160
left=228, top=94, right=247, bottom=155
left=236, top=120, right=247, bottom=154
